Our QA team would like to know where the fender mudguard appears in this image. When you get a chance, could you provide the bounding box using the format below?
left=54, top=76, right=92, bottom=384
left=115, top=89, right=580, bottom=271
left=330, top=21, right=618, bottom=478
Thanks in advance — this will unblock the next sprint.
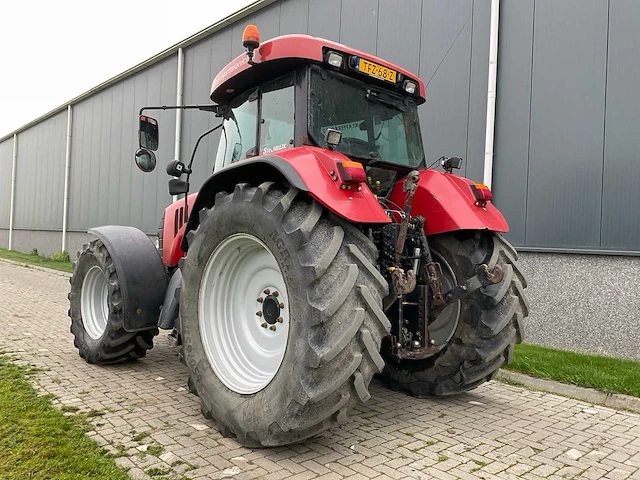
left=88, top=226, right=168, bottom=332
left=389, top=169, right=509, bottom=235
left=182, top=146, right=390, bottom=251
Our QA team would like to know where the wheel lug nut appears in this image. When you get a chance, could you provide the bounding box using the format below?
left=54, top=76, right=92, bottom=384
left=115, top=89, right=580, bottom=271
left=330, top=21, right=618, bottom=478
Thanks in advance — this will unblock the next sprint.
left=261, top=322, right=268, bottom=328
left=257, top=297, right=264, bottom=303
left=273, top=291, right=279, bottom=297
left=269, top=325, right=277, bottom=331
left=263, top=289, right=270, bottom=295
left=256, top=311, right=263, bottom=317
left=278, top=302, right=285, bottom=309
left=276, top=316, right=283, bottom=323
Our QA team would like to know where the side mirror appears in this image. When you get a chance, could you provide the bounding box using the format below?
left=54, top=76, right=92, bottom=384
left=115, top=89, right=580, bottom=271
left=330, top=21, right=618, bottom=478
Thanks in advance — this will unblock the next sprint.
left=135, top=148, right=157, bottom=173
left=139, top=115, right=159, bottom=151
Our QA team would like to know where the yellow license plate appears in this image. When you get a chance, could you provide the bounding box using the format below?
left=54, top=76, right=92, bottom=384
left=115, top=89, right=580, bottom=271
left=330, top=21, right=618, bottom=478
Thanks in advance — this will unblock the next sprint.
left=356, top=58, right=397, bottom=83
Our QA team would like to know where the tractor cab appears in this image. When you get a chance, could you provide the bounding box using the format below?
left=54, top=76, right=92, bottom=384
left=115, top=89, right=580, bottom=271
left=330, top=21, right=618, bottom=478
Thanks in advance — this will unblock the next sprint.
left=210, top=28, right=427, bottom=185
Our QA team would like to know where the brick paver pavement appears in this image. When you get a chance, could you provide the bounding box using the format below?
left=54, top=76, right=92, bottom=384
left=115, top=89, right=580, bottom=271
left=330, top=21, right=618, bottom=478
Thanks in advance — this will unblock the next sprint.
left=1, top=260, right=639, bottom=480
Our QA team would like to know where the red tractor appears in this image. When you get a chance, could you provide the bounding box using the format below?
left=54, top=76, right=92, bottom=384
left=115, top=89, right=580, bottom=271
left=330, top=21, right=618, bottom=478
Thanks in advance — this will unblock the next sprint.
left=69, top=26, right=528, bottom=447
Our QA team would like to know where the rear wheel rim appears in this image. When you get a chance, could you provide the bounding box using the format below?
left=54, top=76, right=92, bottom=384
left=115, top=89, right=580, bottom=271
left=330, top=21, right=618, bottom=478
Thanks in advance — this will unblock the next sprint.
left=199, top=233, right=290, bottom=395
left=81, top=265, right=109, bottom=340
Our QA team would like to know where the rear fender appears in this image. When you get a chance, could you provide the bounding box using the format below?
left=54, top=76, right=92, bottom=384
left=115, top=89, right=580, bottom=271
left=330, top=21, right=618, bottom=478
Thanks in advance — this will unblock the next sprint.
left=88, top=226, right=168, bottom=332
left=389, top=169, right=509, bottom=234
left=182, top=146, right=390, bottom=250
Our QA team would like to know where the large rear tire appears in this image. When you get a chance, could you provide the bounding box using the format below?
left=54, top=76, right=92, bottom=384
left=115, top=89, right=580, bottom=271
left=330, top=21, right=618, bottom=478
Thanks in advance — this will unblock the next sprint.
left=382, top=231, right=528, bottom=396
left=69, top=240, right=159, bottom=364
left=180, top=182, right=390, bottom=447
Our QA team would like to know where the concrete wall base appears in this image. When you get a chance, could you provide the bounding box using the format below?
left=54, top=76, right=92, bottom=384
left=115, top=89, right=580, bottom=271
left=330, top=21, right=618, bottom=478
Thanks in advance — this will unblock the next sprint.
left=0, top=229, right=157, bottom=260
left=11, top=230, right=63, bottom=256
left=518, top=251, right=640, bottom=361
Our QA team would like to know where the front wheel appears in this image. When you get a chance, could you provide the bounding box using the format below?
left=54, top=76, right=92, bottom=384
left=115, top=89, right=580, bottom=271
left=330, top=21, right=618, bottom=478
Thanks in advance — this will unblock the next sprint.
left=180, top=183, right=391, bottom=447
left=382, top=231, right=529, bottom=396
left=69, top=240, right=158, bottom=364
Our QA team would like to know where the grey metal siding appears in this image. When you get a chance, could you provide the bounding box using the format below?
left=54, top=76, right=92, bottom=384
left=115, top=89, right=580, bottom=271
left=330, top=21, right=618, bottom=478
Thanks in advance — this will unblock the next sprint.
left=67, top=57, right=177, bottom=234
left=525, top=0, right=608, bottom=248
left=0, top=139, right=13, bottom=228
left=280, top=0, right=309, bottom=35
left=339, top=0, right=378, bottom=54
left=464, top=0, right=491, bottom=184
left=308, top=0, right=341, bottom=41
left=181, top=29, right=233, bottom=192
left=419, top=1, right=474, bottom=177
left=14, top=111, right=67, bottom=230
left=377, top=0, right=422, bottom=77
left=492, top=0, right=535, bottom=246
left=601, top=0, right=640, bottom=249
left=494, top=0, right=637, bottom=251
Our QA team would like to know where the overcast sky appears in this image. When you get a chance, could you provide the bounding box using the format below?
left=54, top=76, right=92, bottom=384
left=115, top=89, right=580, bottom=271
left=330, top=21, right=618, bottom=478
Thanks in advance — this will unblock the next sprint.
left=0, top=0, right=253, bottom=137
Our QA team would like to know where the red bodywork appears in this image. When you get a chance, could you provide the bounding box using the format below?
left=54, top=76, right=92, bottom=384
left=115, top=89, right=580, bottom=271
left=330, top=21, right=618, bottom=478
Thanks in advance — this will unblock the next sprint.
left=162, top=193, right=196, bottom=266
left=160, top=148, right=508, bottom=267
left=211, top=34, right=426, bottom=104
left=389, top=169, right=508, bottom=235
left=273, top=147, right=391, bottom=223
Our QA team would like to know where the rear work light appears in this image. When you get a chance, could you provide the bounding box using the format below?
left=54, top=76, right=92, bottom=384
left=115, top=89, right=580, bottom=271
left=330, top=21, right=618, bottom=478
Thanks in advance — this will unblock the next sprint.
left=337, top=161, right=366, bottom=189
left=403, top=80, right=417, bottom=95
left=327, top=51, right=344, bottom=68
left=470, top=183, right=493, bottom=207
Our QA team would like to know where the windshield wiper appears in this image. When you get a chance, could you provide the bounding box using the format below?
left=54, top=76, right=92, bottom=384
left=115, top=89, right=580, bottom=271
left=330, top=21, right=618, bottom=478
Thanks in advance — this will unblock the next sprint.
left=365, top=90, right=404, bottom=112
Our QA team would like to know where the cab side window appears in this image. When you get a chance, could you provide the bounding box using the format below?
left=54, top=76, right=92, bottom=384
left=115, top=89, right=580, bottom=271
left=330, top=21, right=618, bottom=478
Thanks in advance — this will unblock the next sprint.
left=214, top=88, right=258, bottom=170
left=259, top=75, right=295, bottom=155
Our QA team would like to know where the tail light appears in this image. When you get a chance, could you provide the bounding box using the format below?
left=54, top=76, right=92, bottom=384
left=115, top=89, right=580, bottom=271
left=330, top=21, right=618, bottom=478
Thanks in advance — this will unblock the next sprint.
left=337, top=161, right=366, bottom=184
left=470, top=183, right=493, bottom=206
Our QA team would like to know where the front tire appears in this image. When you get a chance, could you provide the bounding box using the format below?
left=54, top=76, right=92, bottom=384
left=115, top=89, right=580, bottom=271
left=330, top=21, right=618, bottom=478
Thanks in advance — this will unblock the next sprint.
left=383, top=231, right=528, bottom=396
left=69, top=240, right=158, bottom=364
left=180, top=183, right=390, bottom=447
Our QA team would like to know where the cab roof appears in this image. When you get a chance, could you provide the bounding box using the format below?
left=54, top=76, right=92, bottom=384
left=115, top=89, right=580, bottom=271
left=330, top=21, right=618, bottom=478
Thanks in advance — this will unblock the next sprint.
left=210, top=34, right=426, bottom=105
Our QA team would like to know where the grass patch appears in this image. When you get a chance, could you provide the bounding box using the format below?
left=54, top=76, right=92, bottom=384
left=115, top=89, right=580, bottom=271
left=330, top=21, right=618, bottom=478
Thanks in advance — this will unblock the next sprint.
left=132, top=431, right=150, bottom=442
left=146, top=467, right=170, bottom=477
left=0, top=355, right=129, bottom=479
left=147, top=443, right=164, bottom=456
left=0, top=248, right=73, bottom=273
left=506, top=343, right=640, bottom=397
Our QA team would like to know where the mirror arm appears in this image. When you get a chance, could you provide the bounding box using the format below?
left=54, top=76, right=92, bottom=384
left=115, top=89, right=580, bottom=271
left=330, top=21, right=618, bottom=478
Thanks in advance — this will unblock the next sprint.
left=139, top=104, right=226, bottom=117
left=181, top=121, right=225, bottom=217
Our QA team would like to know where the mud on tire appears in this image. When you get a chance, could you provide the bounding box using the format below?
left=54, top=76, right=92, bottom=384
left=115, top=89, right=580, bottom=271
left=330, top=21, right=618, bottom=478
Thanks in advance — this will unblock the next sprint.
left=180, top=182, right=391, bottom=447
left=69, top=240, right=158, bottom=364
left=382, top=231, right=529, bottom=396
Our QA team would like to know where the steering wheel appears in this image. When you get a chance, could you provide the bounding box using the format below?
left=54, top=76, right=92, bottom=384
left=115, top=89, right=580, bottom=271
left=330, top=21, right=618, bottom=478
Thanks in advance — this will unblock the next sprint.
left=339, top=137, right=378, bottom=158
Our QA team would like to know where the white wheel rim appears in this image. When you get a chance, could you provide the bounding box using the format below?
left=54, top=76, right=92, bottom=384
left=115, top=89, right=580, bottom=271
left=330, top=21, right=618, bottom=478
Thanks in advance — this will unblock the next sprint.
left=81, top=265, right=109, bottom=340
left=199, top=233, right=290, bottom=394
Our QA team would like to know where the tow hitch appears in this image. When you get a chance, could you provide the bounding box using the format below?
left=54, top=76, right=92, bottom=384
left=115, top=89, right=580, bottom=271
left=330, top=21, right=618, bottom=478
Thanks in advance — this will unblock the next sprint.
left=384, top=262, right=504, bottom=361
left=437, top=263, right=503, bottom=313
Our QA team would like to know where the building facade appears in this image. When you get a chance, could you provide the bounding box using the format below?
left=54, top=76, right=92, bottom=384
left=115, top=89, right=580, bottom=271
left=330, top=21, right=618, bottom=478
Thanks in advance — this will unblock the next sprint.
left=1, top=0, right=639, bottom=359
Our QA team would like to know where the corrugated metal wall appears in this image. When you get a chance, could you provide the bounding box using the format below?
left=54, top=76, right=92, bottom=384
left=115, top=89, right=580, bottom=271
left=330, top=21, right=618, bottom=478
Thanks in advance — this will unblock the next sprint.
left=493, top=0, right=640, bottom=250
left=0, top=139, right=12, bottom=228
left=14, top=111, right=67, bottom=230
left=68, top=56, right=177, bottom=234
left=2, top=0, right=639, bottom=252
